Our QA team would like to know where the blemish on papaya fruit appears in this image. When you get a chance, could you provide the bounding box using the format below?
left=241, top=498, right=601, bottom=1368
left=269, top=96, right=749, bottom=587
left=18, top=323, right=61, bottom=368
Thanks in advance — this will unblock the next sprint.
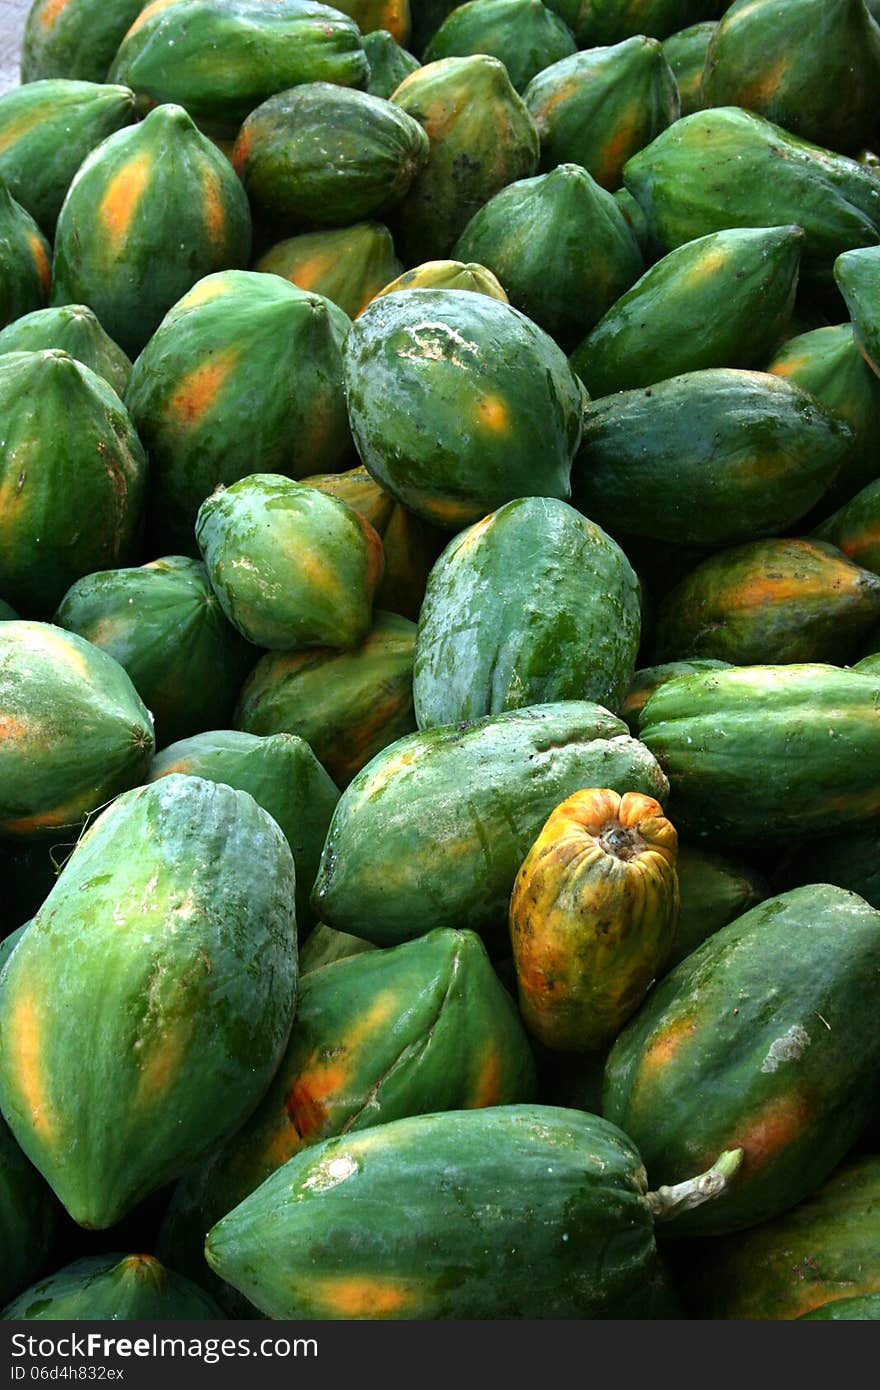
left=201, top=169, right=226, bottom=243
left=469, top=1049, right=502, bottom=1107
left=38, top=0, right=72, bottom=29
left=476, top=396, right=510, bottom=434
left=315, top=1276, right=415, bottom=1318
left=639, top=1014, right=697, bottom=1072
left=99, top=154, right=151, bottom=248
left=0, top=713, right=29, bottom=739
left=29, top=234, right=50, bottom=296
left=261, top=1118, right=306, bottom=1170
left=166, top=347, right=239, bottom=425
left=176, top=278, right=234, bottom=312
left=682, top=248, right=728, bottom=286
left=731, top=1091, right=810, bottom=1170
left=9, top=990, right=53, bottom=1141
left=151, top=759, right=192, bottom=778
left=134, top=1026, right=190, bottom=1106
left=287, top=1059, right=349, bottom=1139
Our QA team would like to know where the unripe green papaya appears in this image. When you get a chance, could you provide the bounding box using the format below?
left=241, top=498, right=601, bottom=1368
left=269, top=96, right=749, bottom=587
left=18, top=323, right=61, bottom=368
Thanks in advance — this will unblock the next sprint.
left=835, top=244, right=880, bottom=375
left=364, top=28, right=421, bottom=97
left=21, top=0, right=144, bottom=83
left=524, top=38, right=679, bottom=191
left=3, top=1254, right=222, bottom=1320
left=814, top=480, right=880, bottom=576
left=661, top=22, right=715, bottom=116
left=0, top=775, right=297, bottom=1229
left=255, top=223, right=403, bottom=319
left=621, top=659, right=731, bottom=732
left=0, top=1118, right=59, bottom=1308
left=0, top=178, right=50, bottom=329
left=425, top=0, right=576, bottom=93
left=51, top=103, right=252, bottom=358
left=572, top=0, right=722, bottom=46
left=669, top=845, right=767, bottom=968
left=0, top=305, right=132, bottom=397
left=454, top=163, right=642, bottom=349
left=800, top=1295, right=880, bottom=1321
left=299, top=923, right=377, bottom=973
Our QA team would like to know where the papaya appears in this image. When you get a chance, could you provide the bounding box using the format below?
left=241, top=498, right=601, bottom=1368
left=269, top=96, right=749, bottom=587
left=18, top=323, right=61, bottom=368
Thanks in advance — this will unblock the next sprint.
left=331, top=0, right=411, bottom=42
left=424, top=0, right=576, bottom=93
left=523, top=38, right=679, bottom=191
left=108, top=0, right=370, bottom=140
left=255, top=224, right=403, bottom=319
left=0, top=1119, right=59, bottom=1308
left=3, top=1254, right=223, bottom=1320
left=571, top=225, right=803, bottom=397
left=0, top=621, right=154, bottom=841
left=0, top=775, right=297, bottom=1229
left=389, top=55, right=539, bottom=262
left=766, top=325, right=880, bottom=511
left=0, top=178, right=50, bottom=329
left=800, top=1294, right=880, bottom=1321
left=835, top=244, right=880, bottom=376
left=54, top=557, right=255, bottom=748
left=0, top=304, right=132, bottom=398
left=150, top=730, right=340, bottom=933
left=453, top=164, right=643, bottom=349
left=196, top=475, right=384, bottom=652
left=159, top=929, right=536, bottom=1304
left=21, top=0, right=144, bottom=84
left=813, top=482, right=880, bottom=576
left=124, top=271, right=354, bottom=552
left=604, top=884, right=880, bottom=1236
left=0, top=80, right=135, bottom=236
left=510, top=789, right=679, bottom=1052
left=856, top=652, right=880, bottom=675
left=702, top=0, right=880, bottom=154
left=572, top=1, right=723, bottom=46
left=613, top=186, right=653, bottom=258
left=637, top=664, right=880, bottom=844
left=774, top=826, right=880, bottom=913
left=343, top=288, right=583, bottom=530
left=299, top=922, right=377, bottom=974
left=573, top=369, right=852, bottom=548
left=621, top=660, right=731, bottom=732
left=661, top=22, right=714, bottom=117
left=204, top=1104, right=740, bottom=1319
left=374, top=258, right=507, bottom=299
left=669, top=844, right=767, bottom=968
left=236, top=611, right=416, bottom=788
left=679, top=1155, right=880, bottom=1318
left=413, top=498, right=641, bottom=726
left=364, top=29, right=420, bottom=98
left=623, top=107, right=880, bottom=290
left=312, top=701, right=668, bottom=943
left=51, top=103, right=252, bottom=358
left=654, top=539, right=880, bottom=666
left=233, top=84, right=429, bottom=229
left=0, top=351, right=147, bottom=616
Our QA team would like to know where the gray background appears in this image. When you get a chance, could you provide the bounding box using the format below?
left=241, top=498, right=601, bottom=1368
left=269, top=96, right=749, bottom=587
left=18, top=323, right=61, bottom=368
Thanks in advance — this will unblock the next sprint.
left=0, top=1, right=28, bottom=94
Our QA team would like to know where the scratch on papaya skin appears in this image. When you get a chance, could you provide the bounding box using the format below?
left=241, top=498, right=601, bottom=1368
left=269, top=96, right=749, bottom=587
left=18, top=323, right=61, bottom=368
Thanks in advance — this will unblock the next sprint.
left=29, top=234, right=51, bottom=296
left=9, top=990, right=54, bottom=1142
left=99, top=155, right=152, bottom=248
left=166, top=347, right=239, bottom=425
left=729, top=1091, right=810, bottom=1171
left=38, top=0, right=72, bottom=29
left=314, top=1276, right=416, bottom=1318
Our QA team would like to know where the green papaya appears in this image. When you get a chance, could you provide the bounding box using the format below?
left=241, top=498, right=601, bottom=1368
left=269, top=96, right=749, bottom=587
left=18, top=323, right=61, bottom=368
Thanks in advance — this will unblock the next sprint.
left=196, top=475, right=384, bottom=651
left=621, top=659, right=731, bottom=732
left=343, top=288, right=583, bottom=530
left=661, top=22, right=715, bottom=116
left=573, top=369, right=852, bottom=547
left=0, top=304, right=131, bottom=398
left=54, top=557, right=255, bottom=748
left=124, top=271, right=354, bottom=552
left=312, top=701, right=668, bottom=943
left=150, top=730, right=339, bottom=933
left=374, top=257, right=507, bottom=299
left=835, top=244, right=880, bottom=375
left=108, top=0, right=370, bottom=140
left=233, top=83, right=429, bottom=229
left=571, top=225, right=803, bottom=396
left=453, top=163, right=642, bottom=349
left=159, top=929, right=536, bottom=1304
left=236, top=611, right=416, bottom=788
left=623, top=106, right=880, bottom=289
left=604, top=884, right=880, bottom=1235
left=299, top=922, right=377, bottom=973
left=21, top=0, right=144, bottom=84
left=424, top=0, right=576, bottom=93
left=813, top=480, right=880, bottom=576
left=0, top=775, right=297, bottom=1229
left=800, top=1295, right=880, bottom=1321
left=766, top=325, right=880, bottom=510
left=0, top=1119, right=59, bottom=1308
left=775, top=826, right=880, bottom=912
left=637, top=663, right=880, bottom=844
left=669, top=844, right=767, bottom=968
left=389, top=55, right=539, bottom=262
left=363, top=29, right=420, bottom=98
left=413, top=498, right=640, bottom=726
left=255, top=223, right=402, bottom=319
left=572, top=1, right=722, bottom=46
left=0, top=351, right=147, bottom=616
left=0, top=178, right=50, bottom=329
left=702, top=0, right=880, bottom=154
left=51, top=103, right=252, bottom=358
left=3, top=1254, right=222, bottom=1320
left=524, top=38, right=679, bottom=191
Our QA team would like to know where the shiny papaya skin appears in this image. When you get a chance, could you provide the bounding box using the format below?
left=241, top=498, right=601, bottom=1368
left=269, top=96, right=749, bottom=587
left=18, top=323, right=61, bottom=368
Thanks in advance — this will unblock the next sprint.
left=510, top=789, right=679, bottom=1051
left=623, top=106, right=880, bottom=290
left=573, top=369, right=851, bottom=548
left=159, top=930, right=536, bottom=1304
left=835, top=244, right=880, bottom=376
left=0, top=622, right=154, bottom=842
left=204, top=1105, right=665, bottom=1319
left=312, top=702, right=668, bottom=943
left=661, top=22, right=715, bottom=117
left=108, top=0, right=370, bottom=140
left=668, top=844, right=767, bottom=968
left=236, top=611, right=416, bottom=788
left=703, top=0, right=880, bottom=154
left=654, top=538, right=880, bottom=666
left=424, top=0, right=576, bottom=93
left=255, top=223, right=403, bottom=319
left=0, top=776, right=298, bottom=1229
left=149, top=730, right=340, bottom=934
left=298, top=923, right=377, bottom=974
left=637, top=664, right=880, bottom=845
left=3, top=1254, right=223, bottom=1320
left=800, top=1294, right=880, bottom=1321
left=21, top=0, right=144, bottom=84
left=621, top=660, right=730, bottom=732
left=374, top=258, right=507, bottom=299
left=814, top=481, right=880, bottom=576
left=571, top=225, right=803, bottom=396
left=363, top=29, right=420, bottom=99
left=0, top=305, right=132, bottom=398
left=603, top=885, right=880, bottom=1236
left=50, top=103, right=252, bottom=358
left=0, top=1117, right=60, bottom=1308
left=54, top=557, right=255, bottom=748
left=413, top=497, right=640, bottom=726
left=453, top=164, right=642, bottom=349
left=523, top=37, right=679, bottom=191
left=0, top=178, right=50, bottom=329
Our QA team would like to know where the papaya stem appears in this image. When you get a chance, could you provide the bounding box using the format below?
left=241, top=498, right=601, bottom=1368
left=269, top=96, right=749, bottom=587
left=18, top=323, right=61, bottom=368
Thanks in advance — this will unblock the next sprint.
left=646, top=1148, right=744, bottom=1223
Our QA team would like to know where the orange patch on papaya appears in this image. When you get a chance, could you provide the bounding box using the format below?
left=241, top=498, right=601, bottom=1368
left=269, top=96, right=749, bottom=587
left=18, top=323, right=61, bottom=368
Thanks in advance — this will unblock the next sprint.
left=261, top=1118, right=305, bottom=1171
left=124, top=0, right=181, bottom=39
left=595, top=116, right=640, bottom=188
left=726, top=570, right=838, bottom=609
left=0, top=106, right=51, bottom=154
left=20, top=624, right=90, bottom=677
left=8, top=990, right=53, bottom=1141
left=738, top=56, right=790, bottom=109
left=532, top=80, right=578, bottom=124
left=640, top=1014, right=697, bottom=1073
left=29, top=234, right=50, bottom=297
left=38, top=0, right=72, bottom=29
left=201, top=169, right=226, bottom=243
left=134, top=1024, right=190, bottom=1106
left=682, top=248, right=728, bottom=286
left=231, top=127, right=251, bottom=174
left=767, top=354, right=809, bottom=379
left=151, top=759, right=192, bottom=779
left=476, top=395, right=509, bottom=434
left=284, top=251, right=338, bottom=292
left=731, top=1091, right=810, bottom=1171
left=99, top=154, right=151, bottom=248
left=469, top=1049, right=502, bottom=1108
left=287, top=1060, right=349, bottom=1139
left=315, top=1276, right=415, bottom=1318
left=1, top=800, right=88, bottom=835
left=166, top=346, right=239, bottom=425
left=176, top=277, right=234, bottom=312
left=0, top=713, right=28, bottom=739
left=422, top=98, right=452, bottom=141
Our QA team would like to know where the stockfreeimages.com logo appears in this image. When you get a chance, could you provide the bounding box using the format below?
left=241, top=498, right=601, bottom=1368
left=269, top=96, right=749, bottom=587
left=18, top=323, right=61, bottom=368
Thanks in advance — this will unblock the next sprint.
left=10, top=1333, right=317, bottom=1367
